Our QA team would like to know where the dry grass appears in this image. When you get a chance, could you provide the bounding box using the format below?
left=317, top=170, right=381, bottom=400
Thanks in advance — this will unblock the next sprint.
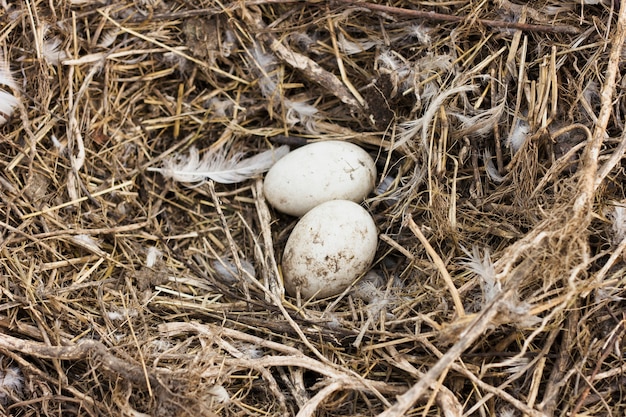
left=0, top=0, right=625, bottom=416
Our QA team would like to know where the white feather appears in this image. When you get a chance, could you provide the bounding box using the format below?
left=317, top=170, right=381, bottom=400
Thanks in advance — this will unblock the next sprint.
left=150, top=145, right=289, bottom=186
left=337, top=33, right=380, bottom=55
left=42, top=38, right=68, bottom=65
left=376, top=50, right=403, bottom=72
left=0, top=90, right=18, bottom=126
left=98, top=30, right=119, bottom=49
left=0, top=59, right=17, bottom=90
left=207, top=384, right=230, bottom=403
left=71, top=234, right=106, bottom=256
left=0, top=57, right=18, bottom=127
left=452, top=99, right=506, bottom=138
left=212, top=258, right=256, bottom=283
left=284, top=99, right=319, bottom=132
left=484, top=150, right=505, bottom=183
left=221, top=29, right=236, bottom=58
left=249, top=44, right=278, bottom=98
left=396, top=85, right=475, bottom=150
left=405, top=24, right=432, bottom=44
left=461, top=246, right=539, bottom=326
left=146, top=246, right=162, bottom=268
left=461, top=246, right=499, bottom=304
left=610, top=204, right=626, bottom=242
left=0, top=365, right=22, bottom=404
left=208, top=97, right=234, bottom=117
left=507, top=119, right=530, bottom=154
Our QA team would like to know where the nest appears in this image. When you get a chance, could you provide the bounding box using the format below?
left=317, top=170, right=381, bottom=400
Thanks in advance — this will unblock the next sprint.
left=0, top=0, right=625, bottom=416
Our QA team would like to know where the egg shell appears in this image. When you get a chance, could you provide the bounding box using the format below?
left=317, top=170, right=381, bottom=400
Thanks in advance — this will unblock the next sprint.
left=263, top=141, right=376, bottom=216
left=282, top=200, right=378, bottom=299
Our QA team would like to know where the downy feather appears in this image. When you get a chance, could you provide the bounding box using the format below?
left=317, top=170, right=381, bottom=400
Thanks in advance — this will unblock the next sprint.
left=0, top=56, right=18, bottom=126
left=149, top=145, right=289, bottom=186
left=484, top=150, right=505, bottom=183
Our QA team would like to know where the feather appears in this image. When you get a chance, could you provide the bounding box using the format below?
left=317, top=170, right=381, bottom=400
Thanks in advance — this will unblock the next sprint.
left=0, top=365, right=22, bottom=404
left=460, top=246, right=499, bottom=304
left=145, top=246, right=162, bottom=268
left=507, top=118, right=530, bottom=154
left=212, top=258, right=256, bottom=284
left=0, top=57, right=18, bottom=127
left=42, top=38, right=68, bottom=65
left=484, top=150, right=505, bottom=183
left=609, top=203, right=626, bottom=242
left=149, top=145, right=289, bottom=186
left=0, top=90, right=18, bottom=126
left=284, top=99, right=318, bottom=132
left=337, top=33, right=380, bottom=55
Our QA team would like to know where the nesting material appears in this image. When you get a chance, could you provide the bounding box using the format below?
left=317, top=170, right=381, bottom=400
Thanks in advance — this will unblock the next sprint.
left=1, top=1, right=626, bottom=416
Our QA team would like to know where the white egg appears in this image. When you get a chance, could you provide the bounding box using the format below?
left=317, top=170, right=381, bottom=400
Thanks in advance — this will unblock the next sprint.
left=282, top=200, right=378, bottom=299
left=263, top=141, right=376, bottom=216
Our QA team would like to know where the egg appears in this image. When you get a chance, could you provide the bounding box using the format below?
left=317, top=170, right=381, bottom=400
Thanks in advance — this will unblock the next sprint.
left=263, top=141, right=376, bottom=216
left=282, top=200, right=378, bottom=299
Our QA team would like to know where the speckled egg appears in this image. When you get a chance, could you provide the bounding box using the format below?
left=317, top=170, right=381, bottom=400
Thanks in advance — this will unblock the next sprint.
left=263, top=141, right=376, bottom=216
left=282, top=200, right=378, bottom=299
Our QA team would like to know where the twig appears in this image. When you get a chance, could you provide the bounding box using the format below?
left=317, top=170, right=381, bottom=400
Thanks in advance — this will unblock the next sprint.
left=159, top=321, right=404, bottom=397
left=253, top=179, right=285, bottom=299
left=595, top=125, right=626, bottom=188
left=331, top=0, right=581, bottom=35
left=20, top=180, right=134, bottom=220
left=570, top=316, right=626, bottom=415
left=241, top=5, right=363, bottom=111
left=381, top=346, right=463, bottom=417
left=406, top=217, right=465, bottom=318
left=574, top=0, right=626, bottom=216
left=376, top=258, right=533, bottom=417
left=296, top=380, right=343, bottom=417
left=0, top=333, right=160, bottom=390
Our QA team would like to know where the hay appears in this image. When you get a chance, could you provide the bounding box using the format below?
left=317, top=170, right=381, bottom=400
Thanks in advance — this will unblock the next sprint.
left=0, top=0, right=625, bottom=415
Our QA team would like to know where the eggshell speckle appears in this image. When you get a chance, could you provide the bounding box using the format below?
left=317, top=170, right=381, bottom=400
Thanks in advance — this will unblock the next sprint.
left=264, top=141, right=376, bottom=216
left=282, top=200, right=378, bottom=299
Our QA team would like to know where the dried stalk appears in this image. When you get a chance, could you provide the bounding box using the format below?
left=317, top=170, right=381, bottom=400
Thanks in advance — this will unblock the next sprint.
left=332, top=0, right=581, bottom=34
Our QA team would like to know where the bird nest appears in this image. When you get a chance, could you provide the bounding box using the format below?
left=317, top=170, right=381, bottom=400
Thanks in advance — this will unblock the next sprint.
left=0, top=1, right=625, bottom=416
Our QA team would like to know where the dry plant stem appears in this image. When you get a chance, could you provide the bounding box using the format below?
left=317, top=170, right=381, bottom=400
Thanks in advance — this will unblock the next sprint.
left=119, top=289, right=153, bottom=397
left=592, top=235, right=626, bottom=285
left=452, top=361, right=548, bottom=417
left=98, top=9, right=247, bottom=84
left=160, top=322, right=401, bottom=398
left=296, top=380, right=343, bottom=417
left=326, top=12, right=365, bottom=107
left=4, top=0, right=625, bottom=414
left=382, top=346, right=462, bottom=417
left=376, top=258, right=532, bottom=417
left=242, top=5, right=363, bottom=111
left=208, top=180, right=252, bottom=301
left=539, top=326, right=574, bottom=415
left=20, top=181, right=133, bottom=220
left=490, top=68, right=504, bottom=174
left=253, top=179, right=285, bottom=299
left=65, top=63, right=83, bottom=202
left=407, top=217, right=465, bottom=318
left=331, top=0, right=580, bottom=34
left=461, top=328, right=560, bottom=416
left=570, top=318, right=626, bottom=415
left=531, top=124, right=591, bottom=197
left=0, top=333, right=160, bottom=390
left=575, top=1, right=626, bottom=216
left=595, top=125, right=626, bottom=188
